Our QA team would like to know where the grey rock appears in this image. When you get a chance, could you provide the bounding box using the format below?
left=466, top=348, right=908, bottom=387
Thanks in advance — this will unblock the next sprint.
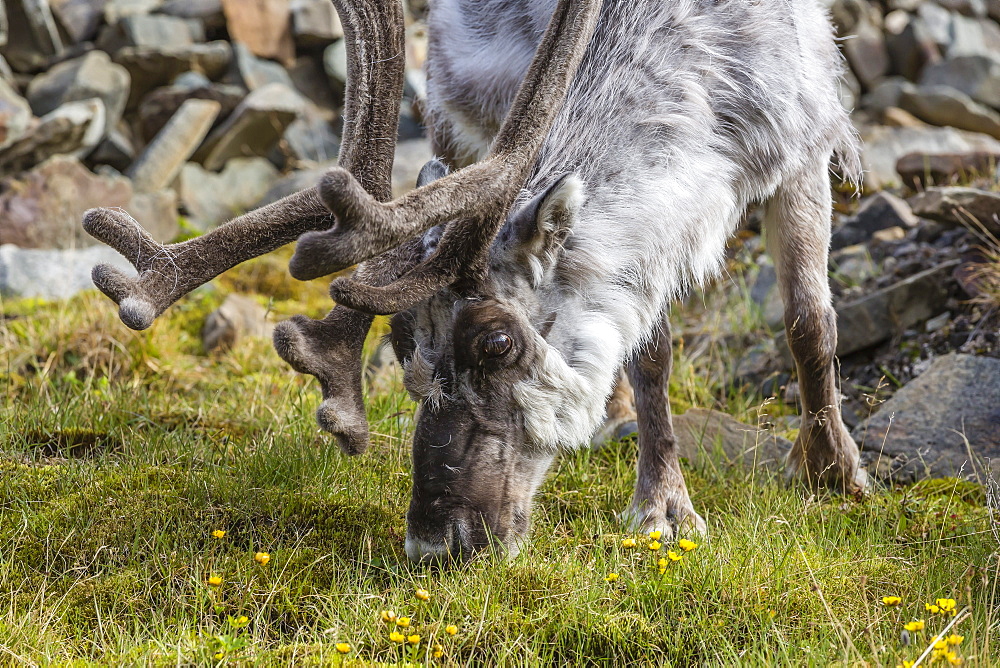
left=0, top=242, right=135, bottom=298
left=290, top=0, right=342, bottom=48
left=177, top=157, right=279, bottom=230
left=127, top=97, right=220, bottom=192
left=910, top=186, right=1000, bottom=235
left=120, top=187, right=179, bottom=242
left=843, top=10, right=890, bottom=88
left=137, top=78, right=242, bottom=141
left=103, top=0, right=161, bottom=23
left=947, top=13, right=1000, bottom=59
left=0, top=97, right=105, bottom=174
left=884, top=12, right=942, bottom=82
left=97, top=13, right=203, bottom=52
left=899, top=84, right=1000, bottom=138
left=831, top=191, right=919, bottom=250
left=49, top=0, right=106, bottom=44
left=202, top=293, right=274, bottom=353
left=255, top=161, right=333, bottom=207
left=286, top=56, right=338, bottom=111
left=854, top=354, right=1000, bottom=482
left=159, top=0, right=223, bottom=30
left=194, top=82, right=302, bottom=170
left=231, top=41, right=294, bottom=91
left=281, top=103, right=339, bottom=165
left=897, top=150, right=1000, bottom=188
left=0, top=55, right=12, bottom=84
left=1, top=0, right=64, bottom=72
left=748, top=257, right=784, bottom=331
left=322, top=39, right=346, bottom=88
left=834, top=260, right=959, bottom=357
left=0, top=0, right=7, bottom=48
left=392, top=138, right=434, bottom=197
left=936, top=0, right=987, bottom=16
left=0, top=76, right=32, bottom=151
left=918, top=1, right=954, bottom=48
left=861, top=77, right=913, bottom=115
left=26, top=50, right=130, bottom=136
left=114, top=40, right=232, bottom=106
left=830, top=244, right=879, bottom=285
left=89, top=127, right=135, bottom=170
left=671, top=408, right=791, bottom=473
left=860, top=124, right=1000, bottom=188
left=921, top=55, right=1000, bottom=109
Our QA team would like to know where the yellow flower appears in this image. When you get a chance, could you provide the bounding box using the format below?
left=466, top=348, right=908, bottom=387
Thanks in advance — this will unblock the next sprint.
left=389, top=631, right=406, bottom=643
left=445, top=624, right=459, bottom=636
left=903, top=620, right=925, bottom=632
left=207, top=575, right=222, bottom=587
left=658, top=567, right=666, bottom=575
left=648, top=540, right=662, bottom=551
left=678, top=539, right=698, bottom=552
left=254, top=552, right=270, bottom=565
left=897, top=661, right=914, bottom=668
left=380, top=609, right=397, bottom=623
left=648, top=530, right=662, bottom=540
left=946, top=634, right=964, bottom=646
left=936, top=598, right=957, bottom=614
left=925, top=603, right=940, bottom=614
left=882, top=596, right=902, bottom=606
left=605, top=573, right=619, bottom=582
left=415, top=588, right=430, bottom=601
left=407, top=634, right=420, bottom=645
left=621, top=538, right=637, bottom=548
left=335, top=642, right=351, bottom=654
left=933, top=639, right=948, bottom=651
left=213, top=651, right=225, bottom=660
left=666, top=550, right=683, bottom=562
left=946, top=651, right=963, bottom=665
left=212, top=529, right=226, bottom=539
left=657, top=558, right=668, bottom=568
left=433, top=643, right=444, bottom=658
left=396, top=616, right=411, bottom=628
left=231, top=615, right=249, bottom=628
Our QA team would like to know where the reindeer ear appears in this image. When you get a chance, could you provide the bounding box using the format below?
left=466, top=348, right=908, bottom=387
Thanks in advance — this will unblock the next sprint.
left=502, top=174, right=584, bottom=262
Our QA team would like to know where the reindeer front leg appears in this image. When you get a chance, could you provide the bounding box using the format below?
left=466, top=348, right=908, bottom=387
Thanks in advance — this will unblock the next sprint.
left=621, top=313, right=706, bottom=539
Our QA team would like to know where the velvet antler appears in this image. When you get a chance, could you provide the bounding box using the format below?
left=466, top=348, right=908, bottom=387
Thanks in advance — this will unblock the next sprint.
left=83, top=0, right=406, bottom=329
left=293, top=0, right=604, bottom=314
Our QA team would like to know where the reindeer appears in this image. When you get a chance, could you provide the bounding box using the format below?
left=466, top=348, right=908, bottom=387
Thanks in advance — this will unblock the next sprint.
left=82, top=0, right=867, bottom=562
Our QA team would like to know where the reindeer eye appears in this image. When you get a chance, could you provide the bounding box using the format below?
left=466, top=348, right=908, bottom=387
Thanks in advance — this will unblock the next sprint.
left=480, top=332, right=512, bottom=358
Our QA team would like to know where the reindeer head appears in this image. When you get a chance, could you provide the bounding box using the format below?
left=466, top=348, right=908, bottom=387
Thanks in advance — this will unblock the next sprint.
left=82, top=0, right=603, bottom=562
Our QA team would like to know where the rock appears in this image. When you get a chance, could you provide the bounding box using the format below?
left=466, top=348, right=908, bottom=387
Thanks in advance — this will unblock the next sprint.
left=323, top=38, right=346, bottom=89
left=0, top=155, right=176, bottom=249
left=947, top=13, right=1000, bottom=59
left=898, top=84, right=1000, bottom=139
left=936, top=0, right=987, bottom=16
left=159, top=0, right=224, bottom=30
left=114, top=40, right=232, bottom=106
left=834, top=260, right=959, bottom=357
left=0, top=97, right=105, bottom=174
left=103, top=0, right=161, bottom=23
left=861, top=77, right=912, bottom=116
left=910, top=186, right=1000, bottom=236
left=89, top=127, right=136, bottom=170
left=843, top=10, right=890, bottom=89
left=860, top=124, right=1000, bottom=189
left=921, top=55, right=1000, bottom=109
left=127, top=97, right=220, bottom=191
left=882, top=106, right=927, bottom=128
left=230, top=41, right=294, bottom=91
left=121, top=187, right=179, bottom=241
left=0, top=242, right=135, bottom=298
left=26, top=50, right=130, bottom=136
left=254, top=160, right=333, bottom=207
left=286, top=56, right=338, bottom=111
left=884, top=10, right=942, bottom=81
left=137, top=77, right=242, bottom=141
left=281, top=103, right=340, bottom=165
left=177, top=157, right=278, bottom=230
left=0, top=77, right=32, bottom=151
left=831, top=191, right=918, bottom=250
left=1, top=0, right=64, bottom=72
left=220, top=0, right=294, bottom=65
left=392, top=138, right=434, bottom=197
left=830, top=244, right=879, bottom=285
left=671, top=408, right=792, bottom=473
left=0, top=0, right=7, bottom=48
left=49, top=0, right=106, bottom=44
left=290, top=0, right=342, bottom=48
left=193, top=82, right=302, bottom=170
left=853, top=354, right=1000, bottom=482
left=97, top=13, right=204, bottom=52
left=202, top=293, right=274, bottom=353
left=896, top=150, right=1000, bottom=188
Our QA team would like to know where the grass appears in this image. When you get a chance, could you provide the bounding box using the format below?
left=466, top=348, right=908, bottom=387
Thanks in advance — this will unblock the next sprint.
left=1, top=253, right=997, bottom=666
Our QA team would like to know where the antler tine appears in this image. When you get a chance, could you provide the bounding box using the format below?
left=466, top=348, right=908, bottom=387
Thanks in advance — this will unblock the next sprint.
left=289, top=0, right=603, bottom=287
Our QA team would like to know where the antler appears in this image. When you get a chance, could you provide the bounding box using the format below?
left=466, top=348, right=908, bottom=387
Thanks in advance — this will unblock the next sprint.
left=83, top=0, right=406, bottom=329
left=292, top=0, right=604, bottom=313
